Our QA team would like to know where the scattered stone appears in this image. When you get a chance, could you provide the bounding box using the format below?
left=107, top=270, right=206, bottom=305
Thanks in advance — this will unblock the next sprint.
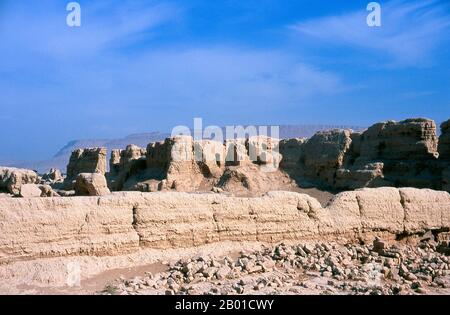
left=216, top=266, right=231, bottom=280
left=103, top=236, right=450, bottom=296
left=421, top=231, right=435, bottom=242
left=373, top=237, right=386, bottom=253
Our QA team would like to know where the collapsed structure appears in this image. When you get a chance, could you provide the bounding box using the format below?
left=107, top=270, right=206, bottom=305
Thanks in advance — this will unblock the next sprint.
left=0, top=118, right=449, bottom=198
left=103, top=135, right=290, bottom=196
left=0, top=117, right=449, bottom=293
left=54, top=118, right=450, bottom=196
left=285, top=118, right=447, bottom=191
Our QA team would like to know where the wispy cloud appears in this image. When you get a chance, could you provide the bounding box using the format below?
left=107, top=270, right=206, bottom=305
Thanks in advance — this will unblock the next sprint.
left=2, top=0, right=448, bottom=161
left=0, top=1, right=347, bottom=159
left=0, top=47, right=346, bottom=121
left=0, top=0, right=346, bottom=117
left=291, top=0, right=450, bottom=67
left=0, top=0, right=179, bottom=60
left=111, top=47, right=345, bottom=108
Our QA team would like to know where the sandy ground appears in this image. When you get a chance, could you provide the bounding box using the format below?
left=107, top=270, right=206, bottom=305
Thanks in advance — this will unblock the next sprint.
left=99, top=240, right=450, bottom=296
left=2, top=237, right=448, bottom=295
left=15, top=262, right=169, bottom=295
left=0, top=242, right=268, bottom=295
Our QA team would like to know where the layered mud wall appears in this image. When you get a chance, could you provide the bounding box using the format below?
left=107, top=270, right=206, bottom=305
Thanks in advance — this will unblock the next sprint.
left=1, top=188, right=449, bottom=264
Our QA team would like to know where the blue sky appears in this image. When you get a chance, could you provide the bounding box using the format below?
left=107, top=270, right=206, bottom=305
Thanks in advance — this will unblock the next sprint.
left=0, top=0, right=450, bottom=161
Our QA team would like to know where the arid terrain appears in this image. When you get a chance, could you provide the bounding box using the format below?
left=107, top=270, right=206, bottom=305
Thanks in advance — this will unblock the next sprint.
left=0, top=117, right=449, bottom=295
left=102, top=238, right=450, bottom=296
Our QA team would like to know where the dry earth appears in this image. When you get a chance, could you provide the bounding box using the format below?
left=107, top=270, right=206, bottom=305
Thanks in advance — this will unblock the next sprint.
left=4, top=237, right=448, bottom=295
left=1, top=117, right=449, bottom=296
left=0, top=187, right=449, bottom=295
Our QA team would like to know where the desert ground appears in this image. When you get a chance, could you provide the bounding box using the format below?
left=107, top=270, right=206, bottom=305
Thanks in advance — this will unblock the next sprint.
left=0, top=118, right=449, bottom=295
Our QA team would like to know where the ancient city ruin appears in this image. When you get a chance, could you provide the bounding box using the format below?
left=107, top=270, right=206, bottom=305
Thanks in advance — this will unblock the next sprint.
left=3, top=0, right=450, bottom=303
left=0, top=117, right=449, bottom=295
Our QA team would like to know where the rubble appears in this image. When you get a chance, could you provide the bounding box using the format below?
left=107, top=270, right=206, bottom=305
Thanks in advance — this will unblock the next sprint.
left=102, top=238, right=450, bottom=295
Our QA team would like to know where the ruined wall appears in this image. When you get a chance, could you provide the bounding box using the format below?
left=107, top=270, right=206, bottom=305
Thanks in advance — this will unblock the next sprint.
left=67, top=117, right=450, bottom=194
left=0, top=188, right=449, bottom=264
left=66, top=148, right=107, bottom=181
left=279, top=138, right=306, bottom=171
left=106, top=135, right=287, bottom=195
left=281, top=118, right=449, bottom=192
left=108, top=145, right=147, bottom=191
left=0, top=195, right=139, bottom=263
left=342, top=118, right=441, bottom=189
left=298, top=129, right=352, bottom=187
left=357, top=118, right=438, bottom=161
left=438, top=120, right=450, bottom=160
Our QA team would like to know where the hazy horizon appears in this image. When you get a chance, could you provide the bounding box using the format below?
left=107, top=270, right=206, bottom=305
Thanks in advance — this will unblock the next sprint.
left=1, top=0, right=450, bottom=161
left=0, top=123, right=369, bottom=165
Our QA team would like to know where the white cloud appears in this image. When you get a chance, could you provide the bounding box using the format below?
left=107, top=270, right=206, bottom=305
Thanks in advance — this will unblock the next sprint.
left=0, top=0, right=347, bottom=124
left=0, top=0, right=348, bottom=153
left=0, top=0, right=179, bottom=60
left=115, top=47, right=345, bottom=109
left=291, top=0, right=450, bottom=67
left=1, top=46, right=346, bottom=114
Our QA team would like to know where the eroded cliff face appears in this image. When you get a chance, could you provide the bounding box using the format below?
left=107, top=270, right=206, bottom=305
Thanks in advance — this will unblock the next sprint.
left=65, top=148, right=108, bottom=190
left=104, top=135, right=290, bottom=196
left=41, top=117, right=450, bottom=196
left=103, top=118, right=450, bottom=196
left=0, top=188, right=448, bottom=264
left=281, top=118, right=449, bottom=192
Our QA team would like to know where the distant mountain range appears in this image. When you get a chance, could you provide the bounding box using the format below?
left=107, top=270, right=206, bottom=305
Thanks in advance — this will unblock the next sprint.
left=3, top=125, right=365, bottom=173
left=4, top=132, right=171, bottom=173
